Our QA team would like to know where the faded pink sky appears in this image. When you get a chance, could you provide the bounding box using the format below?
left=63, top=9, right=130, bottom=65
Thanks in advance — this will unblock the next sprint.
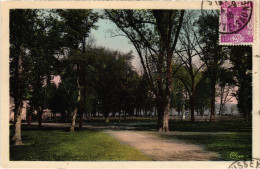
left=51, top=75, right=61, bottom=86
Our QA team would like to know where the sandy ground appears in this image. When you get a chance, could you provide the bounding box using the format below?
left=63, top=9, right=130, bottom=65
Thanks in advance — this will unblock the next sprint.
left=27, top=122, right=219, bottom=161
left=105, top=130, right=219, bottom=161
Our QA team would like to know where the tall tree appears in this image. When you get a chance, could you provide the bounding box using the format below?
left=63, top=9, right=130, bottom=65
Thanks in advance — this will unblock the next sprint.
left=196, top=11, right=228, bottom=122
left=56, top=9, right=99, bottom=130
left=175, top=11, right=205, bottom=122
left=229, top=46, right=252, bottom=121
left=171, top=66, right=188, bottom=117
left=24, top=10, right=64, bottom=127
left=216, top=68, right=235, bottom=115
left=10, top=9, right=38, bottom=145
left=86, top=47, right=135, bottom=121
left=106, top=10, right=185, bottom=132
left=195, top=73, right=211, bottom=116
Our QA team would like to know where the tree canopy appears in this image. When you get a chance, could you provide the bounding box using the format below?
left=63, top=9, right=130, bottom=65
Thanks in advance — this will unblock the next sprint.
left=9, top=9, right=252, bottom=145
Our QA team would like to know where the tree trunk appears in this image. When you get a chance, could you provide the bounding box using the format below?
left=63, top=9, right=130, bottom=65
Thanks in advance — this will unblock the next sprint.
left=103, top=106, right=110, bottom=122
left=182, top=105, right=186, bottom=120
left=119, top=111, right=121, bottom=122
left=157, top=52, right=172, bottom=132
left=93, top=103, right=96, bottom=117
left=79, top=109, right=83, bottom=129
left=78, top=63, right=86, bottom=130
left=157, top=98, right=170, bottom=132
left=162, top=102, right=170, bottom=132
left=12, top=103, right=23, bottom=145
left=28, top=113, right=32, bottom=127
left=26, top=107, right=32, bottom=127
left=12, top=46, right=24, bottom=145
left=72, top=63, right=86, bottom=130
left=157, top=102, right=163, bottom=131
left=104, top=111, right=109, bottom=123
left=70, top=107, right=78, bottom=132
left=113, top=111, right=116, bottom=117
left=190, top=77, right=196, bottom=122
left=70, top=75, right=81, bottom=132
left=157, top=49, right=173, bottom=132
left=219, top=86, right=223, bottom=115
left=38, top=108, right=43, bottom=127
left=210, top=76, right=216, bottom=122
left=78, top=37, right=87, bottom=127
left=190, top=91, right=195, bottom=122
left=124, top=111, right=126, bottom=120
left=199, top=106, right=202, bottom=116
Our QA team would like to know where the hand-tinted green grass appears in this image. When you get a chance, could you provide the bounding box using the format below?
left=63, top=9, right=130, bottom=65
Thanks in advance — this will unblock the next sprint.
left=161, top=121, right=252, bottom=161
left=10, top=120, right=252, bottom=161
left=10, top=127, right=152, bottom=161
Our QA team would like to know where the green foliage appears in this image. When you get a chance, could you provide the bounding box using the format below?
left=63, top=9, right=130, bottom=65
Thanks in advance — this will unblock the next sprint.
left=105, top=10, right=185, bottom=129
left=162, top=121, right=252, bottom=161
left=162, top=131, right=251, bottom=161
left=10, top=9, right=38, bottom=101
left=10, top=127, right=152, bottom=161
left=50, top=62, right=78, bottom=118
left=10, top=9, right=66, bottom=112
left=195, top=75, right=211, bottom=115
left=171, top=66, right=188, bottom=113
left=52, top=46, right=153, bottom=119
left=81, top=47, right=141, bottom=117
left=196, top=11, right=229, bottom=76
left=56, top=9, right=99, bottom=51
left=229, top=46, right=252, bottom=121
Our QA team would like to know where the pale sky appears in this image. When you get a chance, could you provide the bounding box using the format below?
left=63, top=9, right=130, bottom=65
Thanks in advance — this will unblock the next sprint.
left=90, top=18, right=141, bottom=71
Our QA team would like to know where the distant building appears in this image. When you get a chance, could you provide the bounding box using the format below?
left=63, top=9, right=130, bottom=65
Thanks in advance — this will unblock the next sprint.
left=9, top=97, right=27, bottom=121
left=9, top=96, right=53, bottom=122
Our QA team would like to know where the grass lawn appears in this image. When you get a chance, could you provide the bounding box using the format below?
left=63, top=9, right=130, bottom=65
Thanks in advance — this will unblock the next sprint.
left=10, top=126, right=152, bottom=161
left=10, top=120, right=252, bottom=161
left=79, top=119, right=252, bottom=161
left=161, top=121, right=252, bottom=161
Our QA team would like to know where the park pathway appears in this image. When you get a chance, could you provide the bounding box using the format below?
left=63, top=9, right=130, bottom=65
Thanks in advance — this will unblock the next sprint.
left=28, top=122, right=219, bottom=160
left=105, top=130, right=219, bottom=161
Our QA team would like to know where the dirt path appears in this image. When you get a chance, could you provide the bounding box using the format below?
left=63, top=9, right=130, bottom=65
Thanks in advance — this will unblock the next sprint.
left=106, top=130, right=219, bottom=161
left=27, top=123, right=219, bottom=160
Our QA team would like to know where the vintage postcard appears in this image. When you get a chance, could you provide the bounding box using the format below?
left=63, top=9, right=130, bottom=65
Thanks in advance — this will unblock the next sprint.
left=1, top=1, right=259, bottom=169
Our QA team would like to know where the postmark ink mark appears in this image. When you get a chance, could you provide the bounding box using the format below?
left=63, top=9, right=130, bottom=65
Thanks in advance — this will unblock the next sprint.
left=228, top=158, right=260, bottom=169
left=220, top=1, right=254, bottom=44
left=220, top=1, right=253, bottom=34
